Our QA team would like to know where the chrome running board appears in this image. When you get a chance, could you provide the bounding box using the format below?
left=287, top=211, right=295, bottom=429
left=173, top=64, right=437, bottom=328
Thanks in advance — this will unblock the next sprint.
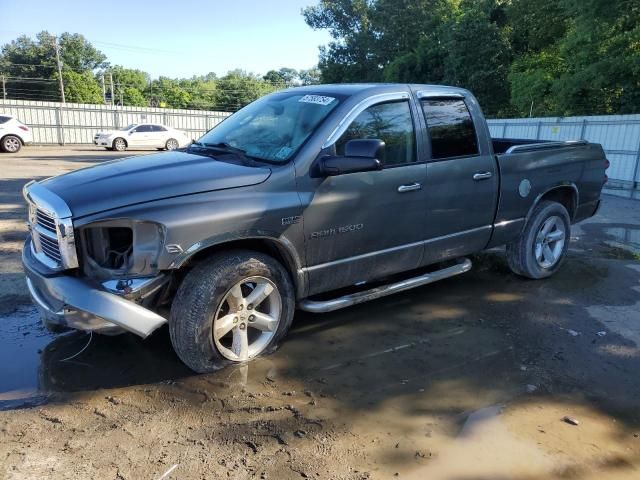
left=298, top=258, right=472, bottom=313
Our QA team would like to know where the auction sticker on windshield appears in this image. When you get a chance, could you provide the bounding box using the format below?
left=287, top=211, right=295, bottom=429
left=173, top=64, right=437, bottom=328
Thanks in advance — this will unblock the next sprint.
left=299, top=95, right=336, bottom=106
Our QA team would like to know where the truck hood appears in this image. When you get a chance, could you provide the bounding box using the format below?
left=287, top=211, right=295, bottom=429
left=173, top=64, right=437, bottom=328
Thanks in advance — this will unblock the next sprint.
left=39, top=151, right=272, bottom=218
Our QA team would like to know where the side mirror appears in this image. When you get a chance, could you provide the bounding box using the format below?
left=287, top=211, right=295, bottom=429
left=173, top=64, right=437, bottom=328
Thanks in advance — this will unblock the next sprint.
left=319, top=139, right=385, bottom=177
left=344, top=139, right=386, bottom=160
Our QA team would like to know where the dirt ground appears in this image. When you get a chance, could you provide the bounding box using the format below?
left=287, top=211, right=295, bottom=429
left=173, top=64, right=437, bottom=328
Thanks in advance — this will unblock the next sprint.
left=1, top=146, right=639, bottom=480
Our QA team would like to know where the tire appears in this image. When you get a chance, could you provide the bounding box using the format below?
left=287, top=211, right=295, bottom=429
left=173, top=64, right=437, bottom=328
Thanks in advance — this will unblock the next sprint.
left=506, top=200, right=570, bottom=279
left=112, top=137, right=127, bottom=151
left=1, top=135, right=22, bottom=153
left=165, top=138, right=179, bottom=151
left=169, top=250, right=295, bottom=373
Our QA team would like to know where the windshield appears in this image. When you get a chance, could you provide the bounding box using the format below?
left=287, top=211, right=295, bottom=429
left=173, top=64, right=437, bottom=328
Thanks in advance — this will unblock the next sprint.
left=120, top=124, right=137, bottom=131
left=195, top=92, right=342, bottom=163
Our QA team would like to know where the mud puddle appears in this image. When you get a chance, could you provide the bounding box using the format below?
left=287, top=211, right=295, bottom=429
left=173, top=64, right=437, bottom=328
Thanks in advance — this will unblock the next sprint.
left=0, top=305, right=194, bottom=410
left=0, top=305, right=56, bottom=409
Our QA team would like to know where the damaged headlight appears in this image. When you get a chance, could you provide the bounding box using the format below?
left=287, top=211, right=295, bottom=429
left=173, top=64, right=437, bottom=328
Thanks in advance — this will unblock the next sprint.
left=79, top=220, right=165, bottom=279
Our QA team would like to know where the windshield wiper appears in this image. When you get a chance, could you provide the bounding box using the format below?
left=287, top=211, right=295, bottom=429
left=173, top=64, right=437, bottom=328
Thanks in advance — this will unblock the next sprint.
left=190, top=141, right=267, bottom=166
left=202, top=142, right=249, bottom=155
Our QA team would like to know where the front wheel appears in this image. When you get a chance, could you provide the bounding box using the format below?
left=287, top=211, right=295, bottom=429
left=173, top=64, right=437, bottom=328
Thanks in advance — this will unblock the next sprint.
left=169, top=250, right=295, bottom=373
left=112, top=137, right=127, bottom=151
left=1, top=135, right=22, bottom=153
left=506, top=200, right=570, bottom=279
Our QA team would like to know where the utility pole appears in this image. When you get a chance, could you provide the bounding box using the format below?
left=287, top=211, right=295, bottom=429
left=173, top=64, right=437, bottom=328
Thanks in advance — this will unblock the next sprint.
left=109, top=73, right=115, bottom=106
left=101, top=74, right=106, bottom=104
left=1, top=75, right=6, bottom=100
left=54, top=37, right=66, bottom=103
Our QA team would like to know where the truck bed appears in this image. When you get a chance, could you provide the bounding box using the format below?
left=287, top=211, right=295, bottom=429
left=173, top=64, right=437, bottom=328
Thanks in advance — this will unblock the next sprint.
left=492, top=138, right=588, bottom=155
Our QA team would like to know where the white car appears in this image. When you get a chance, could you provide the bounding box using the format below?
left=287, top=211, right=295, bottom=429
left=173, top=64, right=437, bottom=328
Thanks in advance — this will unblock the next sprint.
left=0, top=114, right=33, bottom=153
left=94, top=123, right=191, bottom=152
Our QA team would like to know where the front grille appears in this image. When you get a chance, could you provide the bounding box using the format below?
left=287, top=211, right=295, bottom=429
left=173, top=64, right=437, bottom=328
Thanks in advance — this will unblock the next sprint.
left=36, top=209, right=57, bottom=233
left=38, top=232, right=62, bottom=262
left=25, top=182, right=79, bottom=270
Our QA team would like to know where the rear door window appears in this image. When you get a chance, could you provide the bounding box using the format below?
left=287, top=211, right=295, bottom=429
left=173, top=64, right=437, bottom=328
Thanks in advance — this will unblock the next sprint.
left=134, top=125, right=152, bottom=133
left=421, top=98, right=479, bottom=160
left=0, top=116, right=11, bottom=124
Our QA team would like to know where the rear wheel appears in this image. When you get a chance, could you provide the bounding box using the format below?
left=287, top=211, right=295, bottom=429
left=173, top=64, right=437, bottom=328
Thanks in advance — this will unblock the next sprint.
left=112, top=137, right=127, bottom=151
left=1, top=135, right=22, bottom=153
left=506, top=200, right=570, bottom=279
left=165, top=138, right=179, bottom=150
left=169, top=250, right=295, bottom=373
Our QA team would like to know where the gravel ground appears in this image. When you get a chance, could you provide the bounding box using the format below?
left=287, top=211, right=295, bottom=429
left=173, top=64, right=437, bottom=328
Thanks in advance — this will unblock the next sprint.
left=0, top=146, right=639, bottom=479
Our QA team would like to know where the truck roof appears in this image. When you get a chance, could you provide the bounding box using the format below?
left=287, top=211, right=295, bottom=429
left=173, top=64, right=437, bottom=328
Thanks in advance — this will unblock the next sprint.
left=287, top=83, right=471, bottom=98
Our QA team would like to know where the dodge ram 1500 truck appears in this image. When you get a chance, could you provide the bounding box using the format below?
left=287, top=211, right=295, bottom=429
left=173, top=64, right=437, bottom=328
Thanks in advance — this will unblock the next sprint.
left=22, top=84, right=607, bottom=372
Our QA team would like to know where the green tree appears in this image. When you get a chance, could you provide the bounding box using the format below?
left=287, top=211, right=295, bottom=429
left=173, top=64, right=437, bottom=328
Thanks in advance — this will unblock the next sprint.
left=303, top=0, right=382, bottom=82
left=214, top=70, right=276, bottom=111
left=0, top=31, right=107, bottom=102
left=58, top=70, right=103, bottom=104
left=101, top=66, right=150, bottom=106
left=263, top=67, right=299, bottom=86
left=147, top=77, right=192, bottom=109
left=299, top=67, right=322, bottom=85
left=442, top=2, right=512, bottom=116
left=57, top=33, right=107, bottom=72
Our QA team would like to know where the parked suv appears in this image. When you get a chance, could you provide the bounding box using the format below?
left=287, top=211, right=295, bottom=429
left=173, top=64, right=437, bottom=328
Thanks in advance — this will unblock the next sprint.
left=0, top=114, right=33, bottom=153
left=94, top=123, right=191, bottom=151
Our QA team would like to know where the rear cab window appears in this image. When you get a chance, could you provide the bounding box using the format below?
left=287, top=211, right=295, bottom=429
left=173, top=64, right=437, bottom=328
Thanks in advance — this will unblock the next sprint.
left=421, top=98, right=479, bottom=160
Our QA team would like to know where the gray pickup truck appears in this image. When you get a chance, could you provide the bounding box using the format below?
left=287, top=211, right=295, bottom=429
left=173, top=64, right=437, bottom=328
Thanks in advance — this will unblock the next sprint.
left=22, top=84, right=607, bottom=372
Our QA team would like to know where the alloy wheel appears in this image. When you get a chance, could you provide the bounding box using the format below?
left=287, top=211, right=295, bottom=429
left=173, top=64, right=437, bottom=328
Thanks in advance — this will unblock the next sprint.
left=534, top=215, right=566, bottom=269
left=4, top=137, right=20, bottom=153
left=212, top=276, right=282, bottom=362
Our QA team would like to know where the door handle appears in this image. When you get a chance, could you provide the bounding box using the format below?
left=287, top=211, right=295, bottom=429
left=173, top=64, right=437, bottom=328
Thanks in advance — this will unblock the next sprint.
left=397, top=183, right=422, bottom=193
left=473, top=172, right=493, bottom=181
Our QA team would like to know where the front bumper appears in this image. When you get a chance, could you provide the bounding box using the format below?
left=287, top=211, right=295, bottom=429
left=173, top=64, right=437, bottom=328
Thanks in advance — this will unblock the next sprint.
left=23, top=238, right=168, bottom=338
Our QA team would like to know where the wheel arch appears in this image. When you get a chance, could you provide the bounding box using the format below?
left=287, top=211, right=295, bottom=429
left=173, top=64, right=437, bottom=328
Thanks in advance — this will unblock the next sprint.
left=1, top=133, right=24, bottom=145
left=170, top=236, right=307, bottom=299
left=112, top=137, right=128, bottom=148
left=526, top=183, right=579, bottom=224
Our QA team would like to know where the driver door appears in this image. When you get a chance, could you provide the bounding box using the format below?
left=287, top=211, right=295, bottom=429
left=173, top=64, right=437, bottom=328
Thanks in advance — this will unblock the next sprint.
left=128, top=124, right=151, bottom=147
left=301, top=98, right=427, bottom=295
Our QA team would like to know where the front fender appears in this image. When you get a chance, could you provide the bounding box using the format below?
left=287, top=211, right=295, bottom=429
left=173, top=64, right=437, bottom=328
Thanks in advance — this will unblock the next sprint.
left=167, top=231, right=307, bottom=299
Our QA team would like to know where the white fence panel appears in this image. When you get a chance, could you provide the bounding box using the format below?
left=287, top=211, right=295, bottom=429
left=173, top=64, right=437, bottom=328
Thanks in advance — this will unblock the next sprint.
left=488, top=115, right=640, bottom=187
left=0, top=99, right=231, bottom=145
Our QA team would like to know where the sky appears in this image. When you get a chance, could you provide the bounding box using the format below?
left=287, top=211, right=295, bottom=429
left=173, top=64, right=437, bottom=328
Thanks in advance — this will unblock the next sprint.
left=0, top=0, right=331, bottom=78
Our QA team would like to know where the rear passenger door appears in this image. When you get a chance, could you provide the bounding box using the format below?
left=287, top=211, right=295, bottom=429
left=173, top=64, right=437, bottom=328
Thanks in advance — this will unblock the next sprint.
left=149, top=125, right=168, bottom=148
left=420, top=95, right=499, bottom=266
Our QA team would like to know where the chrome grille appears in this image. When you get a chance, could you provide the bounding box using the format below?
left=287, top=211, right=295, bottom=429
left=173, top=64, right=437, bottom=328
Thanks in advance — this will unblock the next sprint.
left=38, top=231, right=62, bottom=262
left=24, top=182, right=79, bottom=270
left=36, top=209, right=57, bottom=233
